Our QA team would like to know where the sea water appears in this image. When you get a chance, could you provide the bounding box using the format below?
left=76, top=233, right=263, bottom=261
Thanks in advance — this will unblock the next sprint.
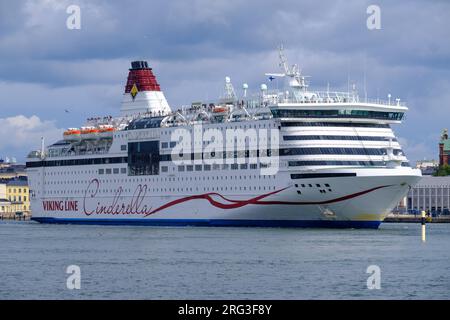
left=0, top=221, right=449, bottom=299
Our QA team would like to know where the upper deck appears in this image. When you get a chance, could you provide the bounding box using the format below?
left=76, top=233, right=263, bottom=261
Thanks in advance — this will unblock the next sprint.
left=27, top=47, right=408, bottom=161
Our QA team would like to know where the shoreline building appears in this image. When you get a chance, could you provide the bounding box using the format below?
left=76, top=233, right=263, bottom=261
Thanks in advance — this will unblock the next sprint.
left=415, top=159, right=438, bottom=176
left=0, top=178, right=30, bottom=218
left=0, top=183, right=11, bottom=215
left=401, top=176, right=450, bottom=216
left=0, top=159, right=30, bottom=218
left=6, top=179, right=30, bottom=214
left=439, top=129, right=450, bottom=166
left=393, top=131, right=449, bottom=215
left=0, top=162, right=26, bottom=180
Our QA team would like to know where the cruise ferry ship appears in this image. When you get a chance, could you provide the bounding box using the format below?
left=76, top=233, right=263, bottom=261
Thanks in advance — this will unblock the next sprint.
left=26, top=48, right=422, bottom=228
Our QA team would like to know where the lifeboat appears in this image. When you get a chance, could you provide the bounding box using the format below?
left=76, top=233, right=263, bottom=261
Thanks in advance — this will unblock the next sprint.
left=63, top=128, right=81, bottom=141
left=98, top=125, right=115, bottom=139
left=213, top=106, right=228, bottom=113
left=80, top=126, right=100, bottom=140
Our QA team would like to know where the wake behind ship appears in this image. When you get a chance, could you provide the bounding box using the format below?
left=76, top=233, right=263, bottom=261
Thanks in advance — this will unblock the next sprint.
left=26, top=49, right=421, bottom=228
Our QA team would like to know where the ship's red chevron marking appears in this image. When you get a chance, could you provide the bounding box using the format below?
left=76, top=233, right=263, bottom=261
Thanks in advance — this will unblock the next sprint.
left=145, top=187, right=288, bottom=216
left=145, top=184, right=392, bottom=216
left=254, top=184, right=393, bottom=205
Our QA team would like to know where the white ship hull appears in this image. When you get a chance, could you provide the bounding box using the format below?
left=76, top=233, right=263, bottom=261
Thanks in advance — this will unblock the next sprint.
left=28, top=167, right=421, bottom=228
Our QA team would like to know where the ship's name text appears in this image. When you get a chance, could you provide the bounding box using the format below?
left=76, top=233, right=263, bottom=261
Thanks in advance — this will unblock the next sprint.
left=43, top=200, right=78, bottom=211
left=83, top=179, right=153, bottom=216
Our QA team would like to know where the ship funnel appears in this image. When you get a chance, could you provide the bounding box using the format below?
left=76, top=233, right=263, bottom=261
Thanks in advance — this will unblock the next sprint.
left=120, top=60, right=171, bottom=116
left=131, top=60, right=148, bottom=69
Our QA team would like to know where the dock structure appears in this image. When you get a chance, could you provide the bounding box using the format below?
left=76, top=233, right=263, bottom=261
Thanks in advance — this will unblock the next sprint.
left=384, top=213, right=450, bottom=223
left=393, top=176, right=450, bottom=218
left=0, top=212, right=31, bottom=221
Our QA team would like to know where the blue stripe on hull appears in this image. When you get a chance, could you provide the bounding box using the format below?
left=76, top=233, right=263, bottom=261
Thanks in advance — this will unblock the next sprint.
left=31, top=217, right=381, bottom=229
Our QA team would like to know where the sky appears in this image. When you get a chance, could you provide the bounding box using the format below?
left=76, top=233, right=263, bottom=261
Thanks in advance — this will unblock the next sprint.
left=0, top=0, right=449, bottom=163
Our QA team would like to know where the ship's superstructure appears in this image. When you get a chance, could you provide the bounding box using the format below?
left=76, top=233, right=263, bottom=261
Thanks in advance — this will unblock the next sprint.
left=26, top=48, right=421, bottom=228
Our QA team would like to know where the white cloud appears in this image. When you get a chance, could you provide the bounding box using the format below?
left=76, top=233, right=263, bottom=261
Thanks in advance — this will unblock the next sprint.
left=0, top=0, right=449, bottom=165
left=0, top=80, right=122, bottom=122
left=0, top=115, right=63, bottom=161
left=23, top=0, right=69, bottom=28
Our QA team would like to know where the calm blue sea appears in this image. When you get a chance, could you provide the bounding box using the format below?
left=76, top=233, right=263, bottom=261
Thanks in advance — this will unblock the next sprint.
left=0, top=221, right=449, bottom=299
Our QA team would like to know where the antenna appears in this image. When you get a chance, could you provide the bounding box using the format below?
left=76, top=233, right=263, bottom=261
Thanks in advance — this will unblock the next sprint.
left=223, top=76, right=236, bottom=100
left=363, top=55, right=367, bottom=102
left=326, top=82, right=331, bottom=102
left=352, top=82, right=357, bottom=101
left=41, top=136, right=45, bottom=159
left=347, top=75, right=350, bottom=97
left=266, top=45, right=309, bottom=91
left=278, top=44, right=289, bottom=75
left=347, top=59, right=350, bottom=97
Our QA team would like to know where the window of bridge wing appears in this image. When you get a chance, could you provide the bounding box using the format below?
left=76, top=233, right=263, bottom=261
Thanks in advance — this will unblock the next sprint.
left=271, top=109, right=404, bottom=120
left=128, top=140, right=160, bottom=175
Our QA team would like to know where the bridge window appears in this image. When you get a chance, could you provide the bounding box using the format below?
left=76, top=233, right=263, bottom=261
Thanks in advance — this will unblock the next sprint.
left=272, top=109, right=404, bottom=120
left=128, top=141, right=160, bottom=176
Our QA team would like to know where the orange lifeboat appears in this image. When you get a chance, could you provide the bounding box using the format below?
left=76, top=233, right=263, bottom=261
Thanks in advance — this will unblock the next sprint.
left=213, top=106, right=228, bottom=113
left=80, top=126, right=100, bottom=140
left=63, top=128, right=81, bottom=141
left=98, top=125, right=115, bottom=139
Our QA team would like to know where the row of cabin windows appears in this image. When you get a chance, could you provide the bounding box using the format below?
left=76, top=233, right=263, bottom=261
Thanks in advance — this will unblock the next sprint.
left=280, top=122, right=390, bottom=128
left=39, top=175, right=276, bottom=196
left=27, top=157, right=128, bottom=168
left=159, top=123, right=277, bottom=135
left=289, top=160, right=410, bottom=167
left=45, top=170, right=96, bottom=175
left=158, top=147, right=401, bottom=162
left=98, top=168, right=127, bottom=175
left=122, top=124, right=277, bottom=138
left=296, top=183, right=331, bottom=188
left=280, top=147, right=403, bottom=156
left=161, top=138, right=276, bottom=149
left=283, top=135, right=398, bottom=142
left=161, top=141, right=177, bottom=149
left=43, top=185, right=277, bottom=195
left=162, top=163, right=272, bottom=173
left=42, top=174, right=276, bottom=185
left=272, top=109, right=404, bottom=121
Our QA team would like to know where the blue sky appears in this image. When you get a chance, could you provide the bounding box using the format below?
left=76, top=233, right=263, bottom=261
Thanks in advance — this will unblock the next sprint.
left=0, top=0, right=449, bottom=163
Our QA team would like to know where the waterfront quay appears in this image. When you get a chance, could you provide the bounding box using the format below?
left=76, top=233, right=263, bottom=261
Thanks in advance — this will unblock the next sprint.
left=384, top=213, right=450, bottom=223
left=0, top=212, right=30, bottom=221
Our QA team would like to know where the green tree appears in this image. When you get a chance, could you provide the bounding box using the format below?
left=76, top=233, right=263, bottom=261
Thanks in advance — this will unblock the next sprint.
left=434, top=164, right=450, bottom=176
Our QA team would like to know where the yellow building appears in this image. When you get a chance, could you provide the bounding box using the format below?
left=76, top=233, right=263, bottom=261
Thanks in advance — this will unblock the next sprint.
left=5, top=179, right=30, bottom=216
left=0, top=183, right=11, bottom=215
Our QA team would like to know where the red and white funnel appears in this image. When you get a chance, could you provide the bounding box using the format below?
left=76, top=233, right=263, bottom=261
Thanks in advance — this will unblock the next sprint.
left=120, top=61, right=171, bottom=116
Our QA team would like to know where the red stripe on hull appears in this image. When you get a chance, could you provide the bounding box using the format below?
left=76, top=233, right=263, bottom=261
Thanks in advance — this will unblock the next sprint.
left=144, top=185, right=392, bottom=217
